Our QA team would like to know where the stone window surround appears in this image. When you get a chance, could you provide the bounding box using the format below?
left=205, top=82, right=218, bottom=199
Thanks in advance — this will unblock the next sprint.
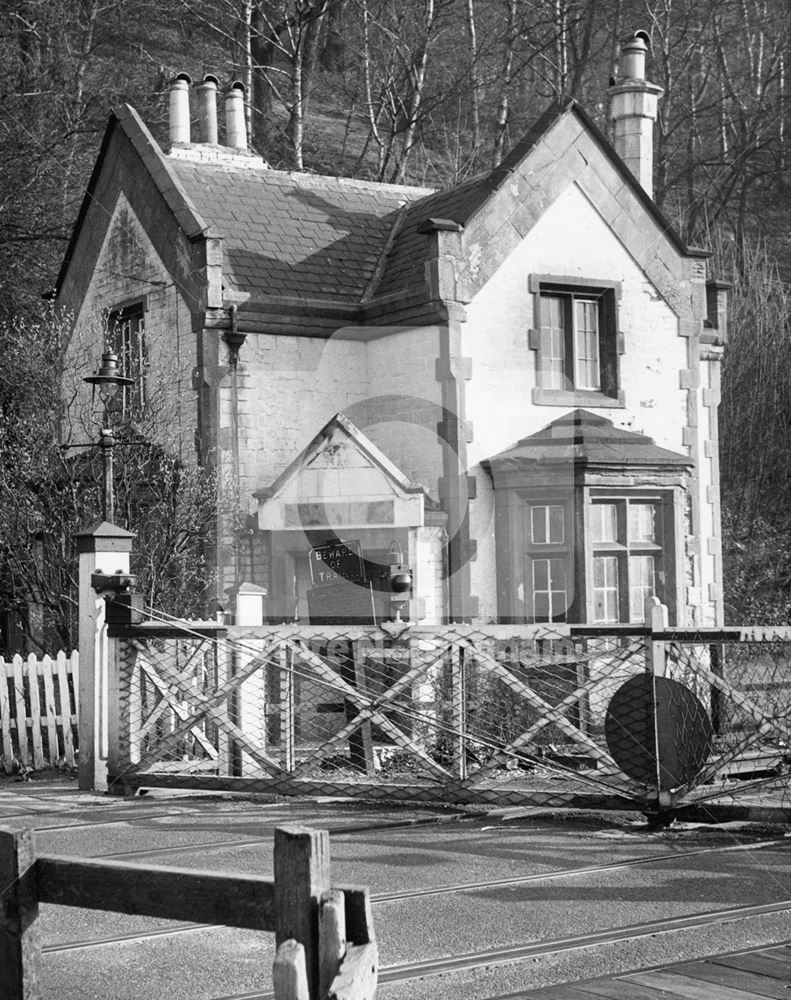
left=527, top=274, right=625, bottom=408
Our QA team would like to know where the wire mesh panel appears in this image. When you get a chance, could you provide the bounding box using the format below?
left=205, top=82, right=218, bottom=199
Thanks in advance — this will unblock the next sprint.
left=662, top=629, right=791, bottom=807
left=109, top=618, right=791, bottom=812
left=112, top=621, right=658, bottom=807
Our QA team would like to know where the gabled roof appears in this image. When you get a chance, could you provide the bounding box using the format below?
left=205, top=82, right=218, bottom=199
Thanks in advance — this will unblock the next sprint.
left=482, top=410, right=692, bottom=472
left=55, top=99, right=706, bottom=321
left=255, top=412, right=439, bottom=532
left=377, top=101, right=707, bottom=302
left=256, top=412, right=430, bottom=500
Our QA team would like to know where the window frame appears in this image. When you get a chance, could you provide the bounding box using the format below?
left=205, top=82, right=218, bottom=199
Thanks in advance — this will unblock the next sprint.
left=586, top=490, right=676, bottom=624
left=528, top=275, right=624, bottom=407
left=106, top=298, right=148, bottom=419
left=524, top=499, right=575, bottom=623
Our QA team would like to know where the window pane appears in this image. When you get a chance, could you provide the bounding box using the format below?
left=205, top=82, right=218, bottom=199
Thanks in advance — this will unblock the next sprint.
left=530, top=505, right=564, bottom=545
left=548, top=558, right=566, bottom=591
left=629, top=555, right=655, bottom=621
left=593, top=555, right=619, bottom=622
left=575, top=299, right=600, bottom=389
left=591, top=503, right=618, bottom=543
left=540, top=294, right=566, bottom=389
left=549, top=505, right=565, bottom=544
left=629, top=503, right=657, bottom=543
left=534, top=592, right=550, bottom=619
left=532, top=558, right=568, bottom=621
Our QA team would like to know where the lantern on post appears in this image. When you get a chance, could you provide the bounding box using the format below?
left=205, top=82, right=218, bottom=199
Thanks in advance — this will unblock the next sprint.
left=83, top=350, right=134, bottom=524
left=387, top=540, right=412, bottom=620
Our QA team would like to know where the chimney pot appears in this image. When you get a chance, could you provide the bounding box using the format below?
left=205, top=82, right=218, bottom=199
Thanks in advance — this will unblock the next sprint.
left=225, top=81, right=248, bottom=151
left=196, top=74, right=220, bottom=144
left=620, top=32, right=649, bottom=80
left=168, top=73, right=192, bottom=146
left=608, top=32, right=663, bottom=197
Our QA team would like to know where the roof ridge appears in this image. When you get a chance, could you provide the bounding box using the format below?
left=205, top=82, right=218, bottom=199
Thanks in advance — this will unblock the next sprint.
left=173, top=156, right=435, bottom=197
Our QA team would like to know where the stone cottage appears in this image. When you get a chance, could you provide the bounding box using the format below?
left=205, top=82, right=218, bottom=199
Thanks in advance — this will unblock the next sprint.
left=54, top=35, right=727, bottom=628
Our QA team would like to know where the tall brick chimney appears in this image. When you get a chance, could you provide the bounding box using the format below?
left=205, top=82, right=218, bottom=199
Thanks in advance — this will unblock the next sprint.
left=608, top=32, right=663, bottom=197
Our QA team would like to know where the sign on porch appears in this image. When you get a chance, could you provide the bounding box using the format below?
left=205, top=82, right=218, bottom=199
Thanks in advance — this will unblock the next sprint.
left=309, top=540, right=367, bottom=586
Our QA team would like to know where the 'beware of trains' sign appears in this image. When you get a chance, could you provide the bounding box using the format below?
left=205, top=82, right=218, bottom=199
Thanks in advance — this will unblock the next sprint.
left=309, top=540, right=367, bottom=586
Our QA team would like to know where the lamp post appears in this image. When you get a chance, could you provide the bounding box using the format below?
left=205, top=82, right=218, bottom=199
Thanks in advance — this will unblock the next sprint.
left=83, top=351, right=133, bottom=523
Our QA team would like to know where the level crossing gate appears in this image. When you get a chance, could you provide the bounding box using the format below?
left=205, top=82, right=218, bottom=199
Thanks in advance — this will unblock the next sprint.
left=102, top=609, right=791, bottom=819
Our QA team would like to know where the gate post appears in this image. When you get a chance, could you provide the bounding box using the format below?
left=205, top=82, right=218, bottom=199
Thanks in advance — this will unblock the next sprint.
left=645, top=597, right=671, bottom=818
left=274, top=825, right=330, bottom=1000
left=0, top=828, right=41, bottom=1000
left=76, top=521, right=135, bottom=792
left=232, top=583, right=267, bottom=775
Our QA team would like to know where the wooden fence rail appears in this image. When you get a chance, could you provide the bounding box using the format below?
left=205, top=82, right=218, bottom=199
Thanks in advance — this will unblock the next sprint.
left=0, top=652, right=78, bottom=773
left=0, top=824, right=377, bottom=1000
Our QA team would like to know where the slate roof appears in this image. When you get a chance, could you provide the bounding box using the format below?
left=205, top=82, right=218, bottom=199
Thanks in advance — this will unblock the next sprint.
left=55, top=99, right=703, bottom=311
left=169, top=159, right=431, bottom=303
left=482, top=410, right=692, bottom=471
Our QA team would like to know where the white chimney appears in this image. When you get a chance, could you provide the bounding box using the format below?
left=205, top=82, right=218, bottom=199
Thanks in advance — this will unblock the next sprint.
left=608, top=32, right=663, bottom=197
left=196, top=74, right=219, bottom=144
left=168, top=73, right=192, bottom=146
left=225, top=82, right=248, bottom=151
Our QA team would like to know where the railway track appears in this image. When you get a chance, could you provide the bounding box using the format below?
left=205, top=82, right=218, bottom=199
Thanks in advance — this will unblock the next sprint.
left=39, top=835, right=791, bottom=955
left=10, top=797, right=791, bottom=997
left=192, top=897, right=791, bottom=1000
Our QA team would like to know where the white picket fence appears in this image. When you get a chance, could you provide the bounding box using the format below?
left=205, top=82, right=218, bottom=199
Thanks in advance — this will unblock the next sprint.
left=0, top=652, right=79, bottom=773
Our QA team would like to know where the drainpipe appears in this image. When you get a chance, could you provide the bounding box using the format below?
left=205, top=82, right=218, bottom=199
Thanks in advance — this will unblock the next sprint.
left=223, top=304, right=246, bottom=486
left=223, top=306, right=247, bottom=588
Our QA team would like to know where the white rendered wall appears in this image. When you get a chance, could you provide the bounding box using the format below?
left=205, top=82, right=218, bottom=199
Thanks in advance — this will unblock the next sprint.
left=462, top=183, right=692, bottom=621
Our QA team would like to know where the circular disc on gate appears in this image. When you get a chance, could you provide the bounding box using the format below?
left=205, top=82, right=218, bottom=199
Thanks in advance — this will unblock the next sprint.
left=604, top=675, right=713, bottom=791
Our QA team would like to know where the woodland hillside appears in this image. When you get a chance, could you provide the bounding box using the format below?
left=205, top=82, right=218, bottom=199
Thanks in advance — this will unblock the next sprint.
left=3, top=0, right=791, bottom=642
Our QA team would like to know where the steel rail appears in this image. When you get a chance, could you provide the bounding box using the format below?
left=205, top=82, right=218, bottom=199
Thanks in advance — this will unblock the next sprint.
left=40, top=836, right=791, bottom=955
left=211, top=896, right=791, bottom=1000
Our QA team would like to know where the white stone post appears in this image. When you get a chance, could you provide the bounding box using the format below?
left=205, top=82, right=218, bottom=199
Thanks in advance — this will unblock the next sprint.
left=76, top=521, right=135, bottom=792
left=234, top=583, right=267, bottom=774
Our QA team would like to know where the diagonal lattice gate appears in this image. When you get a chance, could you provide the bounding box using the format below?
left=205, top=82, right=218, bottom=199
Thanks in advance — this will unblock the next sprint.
left=108, top=617, right=791, bottom=816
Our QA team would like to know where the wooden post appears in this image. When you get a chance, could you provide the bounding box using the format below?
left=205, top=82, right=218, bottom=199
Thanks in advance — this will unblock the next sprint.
left=328, top=885, right=378, bottom=1000
left=273, top=940, right=310, bottom=1000
left=215, top=632, right=233, bottom=777
left=76, top=521, right=135, bottom=792
left=274, top=825, right=330, bottom=1000
left=451, top=643, right=467, bottom=779
left=351, top=642, right=375, bottom=776
left=319, top=889, right=346, bottom=999
left=280, top=643, right=295, bottom=771
left=710, top=642, right=724, bottom=735
left=0, top=828, right=41, bottom=1000
left=645, top=598, right=671, bottom=813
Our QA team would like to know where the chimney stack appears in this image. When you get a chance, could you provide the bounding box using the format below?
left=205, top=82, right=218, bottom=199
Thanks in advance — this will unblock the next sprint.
left=225, top=82, right=248, bottom=151
left=168, top=73, right=192, bottom=146
left=608, top=32, right=663, bottom=197
left=196, top=74, right=220, bottom=144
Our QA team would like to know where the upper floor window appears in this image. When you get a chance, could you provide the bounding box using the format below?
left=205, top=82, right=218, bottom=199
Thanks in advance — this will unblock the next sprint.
left=528, top=276, right=623, bottom=407
left=107, top=301, right=147, bottom=418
